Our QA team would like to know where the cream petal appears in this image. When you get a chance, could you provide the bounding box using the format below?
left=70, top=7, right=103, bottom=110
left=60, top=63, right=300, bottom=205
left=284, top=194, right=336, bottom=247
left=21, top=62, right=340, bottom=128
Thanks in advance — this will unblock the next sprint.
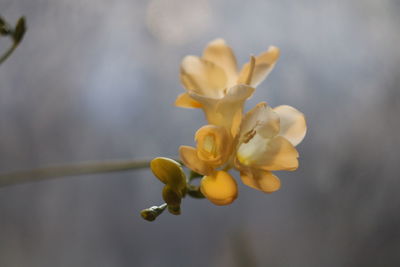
left=180, top=56, right=227, bottom=98
left=273, top=105, right=307, bottom=146
left=237, top=135, right=299, bottom=171
left=200, top=171, right=238, bottom=205
left=190, top=85, right=254, bottom=131
left=179, top=146, right=214, bottom=175
left=240, top=169, right=281, bottom=193
left=239, top=102, right=280, bottom=144
left=203, top=39, right=238, bottom=88
left=237, top=46, right=280, bottom=87
left=175, top=92, right=202, bottom=108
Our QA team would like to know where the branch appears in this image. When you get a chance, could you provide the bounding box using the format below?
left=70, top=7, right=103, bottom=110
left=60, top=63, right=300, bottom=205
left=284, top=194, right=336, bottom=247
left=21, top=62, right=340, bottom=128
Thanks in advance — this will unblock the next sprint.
left=0, top=159, right=151, bottom=188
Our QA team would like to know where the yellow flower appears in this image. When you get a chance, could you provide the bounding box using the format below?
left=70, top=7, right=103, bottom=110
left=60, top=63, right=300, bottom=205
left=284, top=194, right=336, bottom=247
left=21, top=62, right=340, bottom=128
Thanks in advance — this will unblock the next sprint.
left=179, top=102, right=306, bottom=204
left=175, top=39, right=280, bottom=135
left=179, top=125, right=238, bottom=206
left=179, top=125, right=232, bottom=175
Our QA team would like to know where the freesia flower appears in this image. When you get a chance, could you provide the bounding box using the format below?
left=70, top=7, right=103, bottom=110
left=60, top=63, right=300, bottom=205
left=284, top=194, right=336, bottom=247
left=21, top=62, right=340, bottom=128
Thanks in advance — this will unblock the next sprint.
left=175, top=39, right=280, bottom=135
left=234, top=102, right=306, bottom=193
left=179, top=125, right=232, bottom=176
left=179, top=125, right=238, bottom=205
left=179, top=102, right=306, bottom=205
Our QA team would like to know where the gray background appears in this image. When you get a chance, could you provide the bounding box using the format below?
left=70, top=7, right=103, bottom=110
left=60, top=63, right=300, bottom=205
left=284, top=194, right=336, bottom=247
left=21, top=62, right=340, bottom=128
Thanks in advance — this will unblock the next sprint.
left=1, top=0, right=400, bottom=266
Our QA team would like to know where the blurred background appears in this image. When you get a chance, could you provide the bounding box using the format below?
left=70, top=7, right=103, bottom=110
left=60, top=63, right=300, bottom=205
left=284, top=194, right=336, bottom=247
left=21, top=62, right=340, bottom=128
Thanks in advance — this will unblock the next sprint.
left=1, top=0, right=400, bottom=266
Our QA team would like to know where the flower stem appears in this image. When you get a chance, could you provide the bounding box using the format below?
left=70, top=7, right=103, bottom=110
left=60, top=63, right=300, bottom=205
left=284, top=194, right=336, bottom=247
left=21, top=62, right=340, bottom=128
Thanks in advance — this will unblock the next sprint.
left=0, top=42, right=18, bottom=65
left=0, top=159, right=151, bottom=188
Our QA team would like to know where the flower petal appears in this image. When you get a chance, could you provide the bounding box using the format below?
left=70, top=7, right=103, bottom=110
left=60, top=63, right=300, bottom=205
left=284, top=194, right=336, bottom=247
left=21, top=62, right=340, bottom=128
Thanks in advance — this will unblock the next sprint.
left=273, top=105, right=307, bottom=146
left=190, top=84, right=254, bottom=132
left=200, top=171, right=238, bottom=205
left=237, top=135, right=299, bottom=171
left=237, top=46, right=280, bottom=87
left=195, top=125, right=232, bottom=166
left=175, top=92, right=202, bottom=108
left=240, top=168, right=280, bottom=193
left=203, top=38, right=238, bottom=88
left=179, top=146, right=214, bottom=175
left=180, top=56, right=227, bottom=98
left=239, top=102, right=280, bottom=144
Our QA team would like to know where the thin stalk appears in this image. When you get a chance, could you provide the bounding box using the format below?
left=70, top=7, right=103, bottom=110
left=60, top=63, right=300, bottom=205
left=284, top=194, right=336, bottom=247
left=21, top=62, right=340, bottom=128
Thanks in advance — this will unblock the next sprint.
left=0, top=42, right=18, bottom=65
left=0, top=159, right=151, bottom=188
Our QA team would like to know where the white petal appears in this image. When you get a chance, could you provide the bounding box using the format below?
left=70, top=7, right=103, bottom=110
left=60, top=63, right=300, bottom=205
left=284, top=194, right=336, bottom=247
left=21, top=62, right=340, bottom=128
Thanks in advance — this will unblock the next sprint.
left=273, top=105, right=307, bottom=146
left=237, top=135, right=299, bottom=171
left=239, top=102, right=280, bottom=144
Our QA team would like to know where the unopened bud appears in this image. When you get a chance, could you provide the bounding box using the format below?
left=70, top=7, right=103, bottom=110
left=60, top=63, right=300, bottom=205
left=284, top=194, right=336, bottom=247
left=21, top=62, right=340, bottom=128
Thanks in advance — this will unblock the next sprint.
left=140, top=203, right=167, bottom=222
left=162, top=185, right=182, bottom=207
left=167, top=205, right=181, bottom=215
left=12, top=17, right=26, bottom=43
left=151, top=157, right=186, bottom=193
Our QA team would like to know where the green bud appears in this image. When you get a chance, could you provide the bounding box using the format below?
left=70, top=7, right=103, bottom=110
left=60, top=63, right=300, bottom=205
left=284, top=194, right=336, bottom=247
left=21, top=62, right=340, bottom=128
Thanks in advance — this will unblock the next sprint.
left=0, top=17, right=11, bottom=36
left=186, top=184, right=205, bottom=199
left=12, top=17, right=26, bottom=43
left=140, top=203, right=167, bottom=222
left=167, top=205, right=181, bottom=215
left=162, top=185, right=182, bottom=207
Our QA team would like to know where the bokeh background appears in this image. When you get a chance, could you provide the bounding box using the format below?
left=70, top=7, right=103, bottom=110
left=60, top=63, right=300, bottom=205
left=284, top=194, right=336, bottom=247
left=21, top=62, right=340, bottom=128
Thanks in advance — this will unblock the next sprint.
left=1, top=0, right=400, bottom=266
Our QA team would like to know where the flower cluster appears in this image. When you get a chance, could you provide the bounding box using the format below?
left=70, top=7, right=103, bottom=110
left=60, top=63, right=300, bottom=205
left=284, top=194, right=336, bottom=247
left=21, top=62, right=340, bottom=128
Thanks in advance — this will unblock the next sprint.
left=176, top=39, right=307, bottom=205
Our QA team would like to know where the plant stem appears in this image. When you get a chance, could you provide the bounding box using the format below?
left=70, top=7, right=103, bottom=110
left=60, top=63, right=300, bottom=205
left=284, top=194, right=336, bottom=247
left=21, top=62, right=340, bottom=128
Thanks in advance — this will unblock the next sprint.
left=0, top=42, right=18, bottom=65
left=0, top=159, right=151, bottom=188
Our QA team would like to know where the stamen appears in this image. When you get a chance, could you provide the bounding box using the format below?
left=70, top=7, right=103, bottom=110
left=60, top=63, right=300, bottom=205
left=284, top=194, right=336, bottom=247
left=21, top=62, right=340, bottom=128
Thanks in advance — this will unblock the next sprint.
left=243, top=129, right=256, bottom=143
left=245, top=56, right=256, bottom=85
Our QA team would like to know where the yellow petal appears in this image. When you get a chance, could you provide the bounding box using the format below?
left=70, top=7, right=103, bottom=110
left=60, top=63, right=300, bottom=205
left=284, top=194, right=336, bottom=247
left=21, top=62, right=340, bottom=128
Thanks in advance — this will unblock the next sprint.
left=175, top=92, right=202, bottom=108
left=180, top=56, right=227, bottom=98
left=237, top=46, right=280, bottom=87
left=179, top=145, right=214, bottom=175
left=239, top=102, right=280, bottom=144
left=195, top=125, right=232, bottom=166
left=150, top=157, right=186, bottom=190
left=273, top=105, right=307, bottom=146
left=190, top=84, right=254, bottom=131
left=237, top=135, right=299, bottom=171
left=240, top=169, right=280, bottom=193
left=203, top=38, right=238, bottom=88
left=200, top=171, right=238, bottom=206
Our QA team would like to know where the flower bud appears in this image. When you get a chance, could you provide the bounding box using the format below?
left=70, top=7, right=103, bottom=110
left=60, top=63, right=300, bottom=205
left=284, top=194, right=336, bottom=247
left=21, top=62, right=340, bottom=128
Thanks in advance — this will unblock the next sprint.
left=140, top=204, right=167, bottom=222
left=162, top=185, right=182, bottom=215
left=162, top=185, right=182, bottom=206
left=200, top=171, right=238, bottom=206
left=151, top=157, right=186, bottom=194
